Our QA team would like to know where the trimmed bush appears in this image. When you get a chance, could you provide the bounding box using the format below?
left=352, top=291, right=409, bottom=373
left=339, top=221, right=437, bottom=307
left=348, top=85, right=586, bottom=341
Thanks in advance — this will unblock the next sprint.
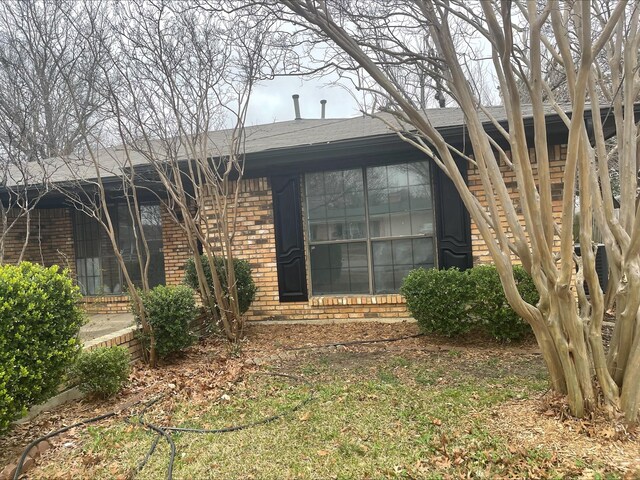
left=71, top=347, right=131, bottom=398
left=184, top=255, right=257, bottom=315
left=468, top=265, right=537, bottom=341
left=401, top=267, right=475, bottom=337
left=401, top=265, right=539, bottom=342
left=0, top=262, right=84, bottom=432
left=135, top=285, right=197, bottom=359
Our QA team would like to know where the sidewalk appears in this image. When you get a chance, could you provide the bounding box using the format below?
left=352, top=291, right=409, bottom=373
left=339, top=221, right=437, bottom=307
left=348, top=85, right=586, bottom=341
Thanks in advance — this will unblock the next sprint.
left=79, top=313, right=135, bottom=342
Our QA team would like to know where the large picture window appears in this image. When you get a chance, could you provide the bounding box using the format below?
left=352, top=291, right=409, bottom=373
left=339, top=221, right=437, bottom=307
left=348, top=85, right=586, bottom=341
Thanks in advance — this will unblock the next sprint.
left=74, top=203, right=165, bottom=296
left=305, top=161, right=435, bottom=295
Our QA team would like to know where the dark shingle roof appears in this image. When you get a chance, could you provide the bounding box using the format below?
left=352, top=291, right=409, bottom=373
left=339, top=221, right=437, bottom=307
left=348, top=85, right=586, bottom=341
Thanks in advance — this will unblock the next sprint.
left=1, top=104, right=551, bottom=188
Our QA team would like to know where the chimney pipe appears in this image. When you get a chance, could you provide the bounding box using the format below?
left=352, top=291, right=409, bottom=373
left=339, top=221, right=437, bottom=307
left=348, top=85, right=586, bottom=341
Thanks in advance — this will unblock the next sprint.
left=320, top=99, right=327, bottom=119
left=292, top=94, right=301, bottom=120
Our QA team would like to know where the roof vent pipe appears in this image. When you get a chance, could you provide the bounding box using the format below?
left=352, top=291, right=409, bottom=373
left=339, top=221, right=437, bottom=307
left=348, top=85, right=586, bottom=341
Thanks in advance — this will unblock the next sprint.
left=320, top=99, right=327, bottom=119
left=292, top=94, right=301, bottom=120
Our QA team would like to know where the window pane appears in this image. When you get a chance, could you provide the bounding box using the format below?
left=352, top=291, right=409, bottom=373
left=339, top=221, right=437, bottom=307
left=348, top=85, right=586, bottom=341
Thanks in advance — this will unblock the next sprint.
left=373, top=237, right=435, bottom=293
left=369, top=213, right=391, bottom=238
left=409, top=185, right=432, bottom=210
left=368, top=161, right=431, bottom=239
left=390, top=212, right=411, bottom=237
left=392, top=239, right=413, bottom=266
left=324, top=171, right=344, bottom=195
left=311, top=268, right=332, bottom=294
left=325, top=193, right=345, bottom=219
left=388, top=187, right=409, bottom=213
left=367, top=188, right=389, bottom=215
left=309, top=242, right=368, bottom=294
left=307, top=195, right=326, bottom=220
left=387, top=164, right=408, bottom=187
left=411, top=210, right=434, bottom=235
left=310, top=244, right=330, bottom=266
left=344, top=191, right=365, bottom=217
left=374, top=265, right=395, bottom=293
left=306, top=162, right=434, bottom=295
left=309, top=221, right=329, bottom=242
left=367, top=165, right=387, bottom=190
left=349, top=267, right=369, bottom=293
left=393, top=265, right=413, bottom=291
left=348, top=242, right=368, bottom=268
left=74, top=203, right=165, bottom=296
left=373, top=241, right=392, bottom=266
left=306, top=172, right=325, bottom=196
left=343, top=169, right=364, bottom=192
left=416, top=238, right=435, bottom=267
left=408, top=162, right=430, bottom=185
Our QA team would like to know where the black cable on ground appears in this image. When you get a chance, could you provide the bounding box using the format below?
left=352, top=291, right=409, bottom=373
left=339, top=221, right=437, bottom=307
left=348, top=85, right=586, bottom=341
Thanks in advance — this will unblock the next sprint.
left=125, top=371, right=315, bottom=479
left=135, top=418, right=175, bottom=480
left=13, top=411, right=117, bottom=480
left=284, top=333, right=424, bottom=350
left=161, top=372, right=314, bottom=434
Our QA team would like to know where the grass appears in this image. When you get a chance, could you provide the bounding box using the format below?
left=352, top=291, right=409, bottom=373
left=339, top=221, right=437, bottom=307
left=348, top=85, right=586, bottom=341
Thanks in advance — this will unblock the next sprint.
left=29, top=349, right=629, bottom=479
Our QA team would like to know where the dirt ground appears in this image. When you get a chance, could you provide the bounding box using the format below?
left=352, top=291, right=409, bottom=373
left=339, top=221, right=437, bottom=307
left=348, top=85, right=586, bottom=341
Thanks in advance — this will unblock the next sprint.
left=2, top=321, right=638, bottom=478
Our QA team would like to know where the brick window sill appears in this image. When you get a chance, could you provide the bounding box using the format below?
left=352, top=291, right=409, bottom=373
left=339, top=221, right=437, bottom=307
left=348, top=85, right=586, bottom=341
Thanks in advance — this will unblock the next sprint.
left=309, top=294, right=406, bottom=307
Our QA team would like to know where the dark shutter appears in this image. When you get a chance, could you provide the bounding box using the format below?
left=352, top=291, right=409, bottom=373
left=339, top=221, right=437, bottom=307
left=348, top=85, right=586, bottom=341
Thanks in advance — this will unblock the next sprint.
left=271, top=174, right=308, bottom=302
left=434, top=158, right=473, bottom=270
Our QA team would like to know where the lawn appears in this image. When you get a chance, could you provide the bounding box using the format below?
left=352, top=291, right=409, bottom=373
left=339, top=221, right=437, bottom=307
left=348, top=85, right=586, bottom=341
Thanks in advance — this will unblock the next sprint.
left=5, top=322, right=640, bottom=479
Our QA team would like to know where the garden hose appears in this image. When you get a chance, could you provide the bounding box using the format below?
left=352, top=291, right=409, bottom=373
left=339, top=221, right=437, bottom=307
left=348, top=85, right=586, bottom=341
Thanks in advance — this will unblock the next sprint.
left=13, top=412, right=118, bottom=480
left=12, top=371, right=314, bottom=480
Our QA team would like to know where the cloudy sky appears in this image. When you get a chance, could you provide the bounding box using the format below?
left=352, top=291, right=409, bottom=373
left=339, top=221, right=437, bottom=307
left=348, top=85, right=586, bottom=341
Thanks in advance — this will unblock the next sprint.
left=245, top=75, right=362, bottom=125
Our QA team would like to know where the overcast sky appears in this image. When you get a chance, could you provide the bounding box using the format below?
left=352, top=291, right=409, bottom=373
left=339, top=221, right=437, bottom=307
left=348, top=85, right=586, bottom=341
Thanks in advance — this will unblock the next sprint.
left=245, top=75, right=362, bottom=126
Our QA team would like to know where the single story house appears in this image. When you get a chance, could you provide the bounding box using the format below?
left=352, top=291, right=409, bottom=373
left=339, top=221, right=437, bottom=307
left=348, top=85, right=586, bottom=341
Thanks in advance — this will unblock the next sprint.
left=0, top=104, right=621, bottom=321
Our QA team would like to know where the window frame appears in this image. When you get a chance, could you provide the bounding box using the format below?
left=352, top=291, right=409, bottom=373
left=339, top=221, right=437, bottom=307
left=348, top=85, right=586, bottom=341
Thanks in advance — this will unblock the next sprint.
left=304, top=160, right=437, bottom=296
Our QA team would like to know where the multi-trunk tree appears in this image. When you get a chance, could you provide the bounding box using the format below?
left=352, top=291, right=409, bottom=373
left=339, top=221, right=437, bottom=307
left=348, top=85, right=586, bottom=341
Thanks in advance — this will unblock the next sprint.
left=263, top=0, right=640, bottom=423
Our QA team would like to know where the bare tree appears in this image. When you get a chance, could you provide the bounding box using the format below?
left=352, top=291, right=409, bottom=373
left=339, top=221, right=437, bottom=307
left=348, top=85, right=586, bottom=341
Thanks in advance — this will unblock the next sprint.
left=0, top=155, right=52, bottom=264
left=56, top=1, right=274, bottom=344
left=259, top=0, right=640, bottom=423
left=0, top=0, right=105, bottom=265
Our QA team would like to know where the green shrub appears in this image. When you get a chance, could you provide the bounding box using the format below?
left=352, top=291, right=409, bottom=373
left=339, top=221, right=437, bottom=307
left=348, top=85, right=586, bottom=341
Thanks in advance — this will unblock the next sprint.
left=401, top=264, right=539, bottom=342
left=468, top=265, right=537, bottom=341
left=71, top=347, right=130, bottom=398
left=0, top=262, right=84, bottom=432
left=135, top=285, right=197, bottom=359
left=401, top=267, right=475, bottom=337
left=184, top=255, right=257, bottom=315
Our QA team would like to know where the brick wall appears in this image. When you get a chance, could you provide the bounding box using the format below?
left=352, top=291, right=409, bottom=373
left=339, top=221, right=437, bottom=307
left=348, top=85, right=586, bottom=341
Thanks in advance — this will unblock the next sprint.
left=2, top=204, right=192, bottom=315
left=161, top=204, right=193, bottom=286
left=2, top=145, right=566, bottom=320
left=467, top=145, right=566, bottom=263
left=2, top=208, right=75, bottom=271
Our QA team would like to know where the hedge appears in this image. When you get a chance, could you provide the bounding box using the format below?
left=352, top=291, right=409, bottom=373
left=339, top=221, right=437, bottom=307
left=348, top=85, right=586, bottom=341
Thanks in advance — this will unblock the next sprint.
left=0, top=262, right=84, bottom=432
left=401, top=265, right=538, bottom=341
